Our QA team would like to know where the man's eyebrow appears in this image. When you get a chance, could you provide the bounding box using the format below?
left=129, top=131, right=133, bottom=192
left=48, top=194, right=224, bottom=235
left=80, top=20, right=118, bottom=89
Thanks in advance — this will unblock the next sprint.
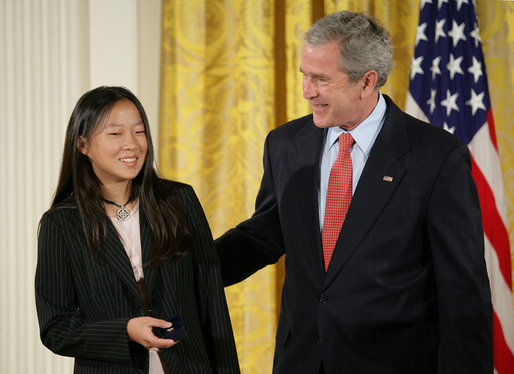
left=299, top=69, right=327, bottom=80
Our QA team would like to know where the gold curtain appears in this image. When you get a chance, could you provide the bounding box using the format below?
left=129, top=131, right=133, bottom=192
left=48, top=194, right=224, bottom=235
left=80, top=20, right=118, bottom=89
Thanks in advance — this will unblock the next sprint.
left=159, top=1, right=514, bottom=372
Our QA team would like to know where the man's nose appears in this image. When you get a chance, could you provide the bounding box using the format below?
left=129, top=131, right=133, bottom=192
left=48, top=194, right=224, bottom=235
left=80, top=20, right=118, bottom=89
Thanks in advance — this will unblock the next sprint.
left=303, top=77, right=318, bottom=99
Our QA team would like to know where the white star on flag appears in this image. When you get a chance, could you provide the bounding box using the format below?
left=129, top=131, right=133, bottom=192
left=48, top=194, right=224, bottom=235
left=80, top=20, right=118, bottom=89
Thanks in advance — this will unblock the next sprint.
left=427, top=89, right=437, bottom=113
left=431, top=56, right=442, bottom=79
left=437, top=0, right=448, bottom=10
left=470, top=23, right=481, bottom=47
left=455, top=0, right=469, bottom=11
left=420, top=0, right=433, bottom=10
left=468, top=56, right=483, bottom=83
left=447, top=53, right=464, bottom=79
left=410, top=56, right=424, bottom=79
left=465, top=89, right=486, bottom=115
left=442, top=122, right=455, bottom=134
left=448, top=20, right=466, bottom=46
left=435, top=19, right=446, bottom=42
left=416, top=23, right=428, bottom=46
left=440, top=89, right=459, bottom=116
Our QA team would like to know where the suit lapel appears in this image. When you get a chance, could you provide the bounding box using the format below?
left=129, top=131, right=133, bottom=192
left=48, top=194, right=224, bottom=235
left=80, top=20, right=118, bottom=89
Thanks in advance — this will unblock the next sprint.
left=324, top=97, right=410, bottom=287
left=292, top=119, right=326, bottom=275
left=102, top=219, right=145, bottom=310
left=140, top=212, right=158, bottom=295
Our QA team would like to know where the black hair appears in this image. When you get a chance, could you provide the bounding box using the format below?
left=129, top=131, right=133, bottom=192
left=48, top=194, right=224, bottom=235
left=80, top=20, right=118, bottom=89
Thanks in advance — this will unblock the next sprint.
left=51, top=86, right=193, bottom=264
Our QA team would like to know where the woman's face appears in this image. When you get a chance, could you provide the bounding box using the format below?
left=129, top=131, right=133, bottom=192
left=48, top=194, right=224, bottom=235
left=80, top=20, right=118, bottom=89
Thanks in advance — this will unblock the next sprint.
left=80, top=99, right=148, bottom=188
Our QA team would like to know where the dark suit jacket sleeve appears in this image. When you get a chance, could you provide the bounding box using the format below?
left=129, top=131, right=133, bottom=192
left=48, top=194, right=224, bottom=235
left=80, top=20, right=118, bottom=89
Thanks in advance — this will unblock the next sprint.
left=177, top=185, right=240, bottom=373
left=216, top=133, right=286, bottom=286
left=35, top=211, right=141, bottom=365
left=426, top=143, right=493, bottom=372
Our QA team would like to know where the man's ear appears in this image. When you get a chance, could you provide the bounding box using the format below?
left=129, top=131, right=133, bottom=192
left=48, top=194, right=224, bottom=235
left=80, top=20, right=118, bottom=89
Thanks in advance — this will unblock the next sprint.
left=77, top=136, right=88, bottom=155
left=361, top=70, right=379, bottom=97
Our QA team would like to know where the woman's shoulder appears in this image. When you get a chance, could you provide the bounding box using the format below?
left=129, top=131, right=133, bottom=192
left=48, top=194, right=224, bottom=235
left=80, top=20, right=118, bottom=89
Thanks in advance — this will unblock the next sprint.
left=159, top=178, right=191, bottom=190
left=157, top=178, right=195, bottom=198
left=39, top=196, right=79, bottom=229
left=156, top=178, right=203, bottom=210
left=44, top=195, right=77, bottom=214
left=155, top=178, right=199, bottom=208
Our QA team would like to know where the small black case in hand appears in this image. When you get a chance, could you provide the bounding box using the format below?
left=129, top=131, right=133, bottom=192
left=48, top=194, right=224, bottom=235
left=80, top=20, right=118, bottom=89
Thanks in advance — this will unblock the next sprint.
left=156, top=316, right=187, bottom=342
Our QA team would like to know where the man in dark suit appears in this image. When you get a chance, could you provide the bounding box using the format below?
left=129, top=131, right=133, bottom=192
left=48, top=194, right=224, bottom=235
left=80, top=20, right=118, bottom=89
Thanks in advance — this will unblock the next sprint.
left=216, top=10, right=492, bottom=374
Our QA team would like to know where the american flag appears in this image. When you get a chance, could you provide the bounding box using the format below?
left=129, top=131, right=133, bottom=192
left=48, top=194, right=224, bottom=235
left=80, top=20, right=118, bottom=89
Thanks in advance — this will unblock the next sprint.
left=405, top=0, right=514, bottom=372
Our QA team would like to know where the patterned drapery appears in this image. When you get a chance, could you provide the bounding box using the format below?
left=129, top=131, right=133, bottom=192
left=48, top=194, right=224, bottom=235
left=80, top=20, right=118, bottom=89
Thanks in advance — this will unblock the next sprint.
left=159, top=1, right=514, bottom=372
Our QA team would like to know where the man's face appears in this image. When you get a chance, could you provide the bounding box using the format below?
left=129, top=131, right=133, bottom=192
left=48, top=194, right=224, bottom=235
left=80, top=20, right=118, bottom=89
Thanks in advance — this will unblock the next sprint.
left=300, top=42, right=365, bottom=130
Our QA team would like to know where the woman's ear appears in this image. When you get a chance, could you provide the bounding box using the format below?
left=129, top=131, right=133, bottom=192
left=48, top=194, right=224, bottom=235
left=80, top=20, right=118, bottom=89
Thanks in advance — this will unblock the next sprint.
left=77, top=136, right=88, bottom=155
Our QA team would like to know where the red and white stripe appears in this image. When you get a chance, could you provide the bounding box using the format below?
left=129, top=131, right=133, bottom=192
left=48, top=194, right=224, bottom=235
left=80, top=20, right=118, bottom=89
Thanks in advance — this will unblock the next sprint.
left=469, top=112, right=514, bottom=374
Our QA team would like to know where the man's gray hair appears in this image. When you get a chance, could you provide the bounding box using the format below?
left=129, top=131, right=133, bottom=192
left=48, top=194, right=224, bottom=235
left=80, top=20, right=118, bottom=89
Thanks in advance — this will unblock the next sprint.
left=305, top=11, right=394, bottom=88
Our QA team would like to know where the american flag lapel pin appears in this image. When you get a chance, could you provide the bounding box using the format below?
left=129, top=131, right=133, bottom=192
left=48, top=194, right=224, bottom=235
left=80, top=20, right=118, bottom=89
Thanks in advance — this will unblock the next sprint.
left=383, top=176, right=393, bottom=182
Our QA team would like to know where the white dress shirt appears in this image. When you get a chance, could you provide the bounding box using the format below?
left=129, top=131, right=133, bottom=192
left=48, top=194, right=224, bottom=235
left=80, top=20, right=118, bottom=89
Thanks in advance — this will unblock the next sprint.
left=319, top=93, right=387, bottom=229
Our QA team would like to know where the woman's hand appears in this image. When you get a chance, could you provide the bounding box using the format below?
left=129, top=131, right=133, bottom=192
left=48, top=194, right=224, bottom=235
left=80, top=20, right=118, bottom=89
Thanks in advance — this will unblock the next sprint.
left=127, top=316, right=177, bottom=350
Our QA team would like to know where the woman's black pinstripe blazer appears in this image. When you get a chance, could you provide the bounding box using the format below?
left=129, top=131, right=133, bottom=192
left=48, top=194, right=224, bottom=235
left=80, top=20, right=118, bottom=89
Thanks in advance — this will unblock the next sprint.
left=35, top=180, right=240, bottom=374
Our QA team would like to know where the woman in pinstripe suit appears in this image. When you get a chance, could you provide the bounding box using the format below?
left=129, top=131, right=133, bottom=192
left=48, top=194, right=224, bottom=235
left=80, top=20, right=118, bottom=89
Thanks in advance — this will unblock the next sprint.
left=35, top=86, right=240, bottom=374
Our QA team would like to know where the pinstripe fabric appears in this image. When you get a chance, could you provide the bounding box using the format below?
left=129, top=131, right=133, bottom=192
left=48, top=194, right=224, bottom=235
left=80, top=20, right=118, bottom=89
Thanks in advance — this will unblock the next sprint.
left=35, top=180, right=240, bottom=374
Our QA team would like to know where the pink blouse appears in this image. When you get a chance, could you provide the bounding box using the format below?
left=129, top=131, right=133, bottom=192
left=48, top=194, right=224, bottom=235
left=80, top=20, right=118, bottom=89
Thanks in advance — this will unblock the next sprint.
left=111, top=201, right=165, bottom=374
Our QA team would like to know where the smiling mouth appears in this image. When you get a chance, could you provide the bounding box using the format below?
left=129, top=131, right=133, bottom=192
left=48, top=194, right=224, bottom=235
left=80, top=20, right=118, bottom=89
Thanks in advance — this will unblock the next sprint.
left=312, top=104, right=328, bottom=112
left=120, top=157, right=137, bottom=163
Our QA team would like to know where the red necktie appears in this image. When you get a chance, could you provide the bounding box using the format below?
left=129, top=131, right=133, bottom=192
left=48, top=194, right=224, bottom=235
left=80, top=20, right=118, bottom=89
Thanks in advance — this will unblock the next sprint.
left=322, top=133, right=354, bottom=271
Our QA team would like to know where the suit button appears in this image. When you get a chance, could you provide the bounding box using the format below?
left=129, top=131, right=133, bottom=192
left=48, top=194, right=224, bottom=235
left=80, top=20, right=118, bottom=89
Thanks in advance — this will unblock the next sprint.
left=319, top=294, right=328, bottom=304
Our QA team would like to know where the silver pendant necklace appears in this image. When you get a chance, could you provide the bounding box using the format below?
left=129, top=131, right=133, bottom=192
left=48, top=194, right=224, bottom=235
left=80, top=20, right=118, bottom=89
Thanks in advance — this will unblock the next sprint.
left=102, top=195, right=133, bottom=221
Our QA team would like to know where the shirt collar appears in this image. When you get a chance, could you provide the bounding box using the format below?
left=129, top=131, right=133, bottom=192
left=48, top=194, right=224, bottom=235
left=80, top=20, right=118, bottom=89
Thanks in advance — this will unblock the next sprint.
left=327, top=92, right=386, bottom=156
